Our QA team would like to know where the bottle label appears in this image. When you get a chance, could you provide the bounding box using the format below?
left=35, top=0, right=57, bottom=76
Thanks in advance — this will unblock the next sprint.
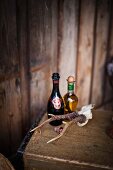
left=68, top=83, right=74, bottom=91
left=52, top=96, right=61, bottom=109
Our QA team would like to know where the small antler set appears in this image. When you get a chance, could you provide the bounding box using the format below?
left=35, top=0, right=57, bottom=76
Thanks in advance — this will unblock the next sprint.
left=30, top=104, right=95, bottom=143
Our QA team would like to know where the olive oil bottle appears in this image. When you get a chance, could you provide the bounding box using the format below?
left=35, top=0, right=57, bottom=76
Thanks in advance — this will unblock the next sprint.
left=63, top=76, right=78, bottom=114
left=47, top=73, right=64, bottom=126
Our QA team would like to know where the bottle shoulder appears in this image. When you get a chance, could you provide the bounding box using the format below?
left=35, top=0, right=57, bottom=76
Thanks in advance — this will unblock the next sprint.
left=50, top=91, right=63, bottom=99
left=64, top=92, right=78, bottom=99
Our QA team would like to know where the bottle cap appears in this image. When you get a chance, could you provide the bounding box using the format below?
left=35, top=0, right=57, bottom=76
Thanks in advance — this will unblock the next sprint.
left=67, top=76, right=75, bottom=83
left=52, top=73, right=60, bottom=80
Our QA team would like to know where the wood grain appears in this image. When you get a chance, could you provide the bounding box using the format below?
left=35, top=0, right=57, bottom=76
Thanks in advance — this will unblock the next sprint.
left=16, top=0, right=31, bottom=137
left=109, top=1, right=113, bottom=57
left=58, top=0, right=79, bottom=96
left=0, top=153, right=15, bottom=170
left=91, top=0, right=110, bottom=106
left=0, top=0, right=22, bottom=155
left=77, top=0, right=95, bottom=106
left=0, top=0, right=113, bottom=157
left=24, top=110, right=113, bottom=170
left=29, top=0, right=58, bottom=124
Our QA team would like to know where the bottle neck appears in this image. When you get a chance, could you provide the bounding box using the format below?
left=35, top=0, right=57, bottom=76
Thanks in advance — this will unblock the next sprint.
left=68, top=82, right=74, bottom=94
left=52, top=80, right=60, bottom=93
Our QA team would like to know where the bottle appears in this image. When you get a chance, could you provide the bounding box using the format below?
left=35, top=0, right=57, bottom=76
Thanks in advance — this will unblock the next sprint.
left=47, top=73, right=64, bottom=126
left=63, top=76, right=78, bottom=114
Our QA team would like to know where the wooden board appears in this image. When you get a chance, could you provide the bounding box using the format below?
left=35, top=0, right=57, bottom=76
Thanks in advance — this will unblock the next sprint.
left=29, top=0, right=58, bottom=124
left=58, top=0, right=79, bottom=96
left=103, top=1, right=113, bottom=108
left=0, top=0, right=22, bottom=155
left=109, top=1, right=113, bottom=57
left=0, top=0, right=113, bottom=157
left=91, top=0, right=110, bottom=106
left=24, top=110, right=113, bottom=170
left=0, top=153, right=15, bottom=170
left=16, top=0, right=31, bottom=137
left=77, top=0, right=95, bottom=106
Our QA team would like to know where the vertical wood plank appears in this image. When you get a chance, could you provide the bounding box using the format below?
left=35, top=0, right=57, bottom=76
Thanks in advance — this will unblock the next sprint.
left=29, top=0, right=50, bottom=124
left=103, top=0, right=113, bottom=110
left=58, top=0, right=79, bottom=96
left=91, top=0, right=110, bottom=106
left=16, top=0, right=31, bottom=136
left=29, top=0, right=58, bottom=124
left=0, top=80, right=22, bottom=156
left=77, top=0, right=95, bottom=106
left=109, top=1, right=113, bottom=57
left=0, top=0, right=113, bottom=156
left=50, top=0, right=58, bottom=73
left=0, top=0, right=19, bottom=75
left=0, top=85, right=10, bottom=156
left=3, top=80, right=22, bottom=154
left=0, top=0, right=22, bottom=155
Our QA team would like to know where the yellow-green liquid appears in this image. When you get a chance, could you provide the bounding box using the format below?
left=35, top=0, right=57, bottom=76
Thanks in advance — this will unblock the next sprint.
left=63, top=92, right=78, bottom=114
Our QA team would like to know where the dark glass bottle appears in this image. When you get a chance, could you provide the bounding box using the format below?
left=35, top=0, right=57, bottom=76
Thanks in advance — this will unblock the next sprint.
left=47, top=73, right=64, bottom=126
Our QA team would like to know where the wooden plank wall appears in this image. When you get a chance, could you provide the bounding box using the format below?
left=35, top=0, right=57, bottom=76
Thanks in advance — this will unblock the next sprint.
left=0, top=0, right=113, bottom=156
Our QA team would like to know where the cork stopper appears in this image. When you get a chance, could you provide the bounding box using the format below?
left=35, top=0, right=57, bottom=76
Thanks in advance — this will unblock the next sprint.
left=67, top=76, right=75, bottom=83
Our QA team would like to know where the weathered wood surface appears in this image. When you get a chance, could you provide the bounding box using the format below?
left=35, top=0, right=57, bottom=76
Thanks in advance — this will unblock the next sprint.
left=58, top=0, right=79, bottom=96
left=77, top=0, right=95, bottom=106
left=91, top=0, right=110, bottom=106
left=0, top=0, right=22, bottom=155
left=0, top=0, right=113, bottom=156
left=24, top=110, right=113, bottom=170
left=109, top=1, right=113, bottom=57
left=0, top=0, right=58, bottom=155
left=16, top=0, right=31, bottom=137
left=0, top=153, right=15, bottom=170
left=29, top=0, right=57, bottom=124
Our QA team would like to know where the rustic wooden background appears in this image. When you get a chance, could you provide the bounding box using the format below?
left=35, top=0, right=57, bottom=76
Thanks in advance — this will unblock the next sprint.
left=0, top=0, right=113, bottom=156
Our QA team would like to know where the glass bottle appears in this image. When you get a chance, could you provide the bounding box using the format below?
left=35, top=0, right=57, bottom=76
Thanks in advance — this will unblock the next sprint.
left=47, top=73, right=64, bottom=126
left=63, top=76, right=78, bottom=114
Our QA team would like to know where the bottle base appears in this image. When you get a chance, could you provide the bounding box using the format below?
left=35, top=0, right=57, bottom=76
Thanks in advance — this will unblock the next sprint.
left=49, top=120, right=62, bottom=126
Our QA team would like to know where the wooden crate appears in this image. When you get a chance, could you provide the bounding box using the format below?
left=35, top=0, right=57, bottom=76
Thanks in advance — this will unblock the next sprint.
left=23, top=110, right=113, bottom=170
left=0, top=153, right=15, bottom=170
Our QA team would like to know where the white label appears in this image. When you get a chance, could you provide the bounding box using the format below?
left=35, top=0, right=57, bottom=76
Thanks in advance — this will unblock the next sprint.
left=52, top=95, right=61, bottom=110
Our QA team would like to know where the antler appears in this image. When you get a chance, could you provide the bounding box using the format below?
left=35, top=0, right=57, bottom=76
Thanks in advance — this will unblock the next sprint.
left=30, top=104, right=94, bottom=143
left=30, top=111, right=85, bottom=133
left=47, top=115, right=86, bottom=144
